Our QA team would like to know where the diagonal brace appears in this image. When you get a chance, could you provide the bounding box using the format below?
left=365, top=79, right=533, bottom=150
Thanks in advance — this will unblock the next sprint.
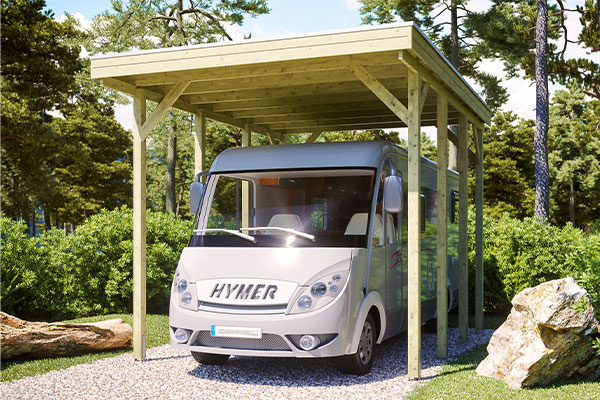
left=140, top=81, right=190, bottom=140
left=349, top=65, right=409, bottom=125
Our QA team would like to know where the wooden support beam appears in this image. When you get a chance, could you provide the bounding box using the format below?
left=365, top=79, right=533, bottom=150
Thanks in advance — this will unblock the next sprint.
left=475, top=126, right=484, bottom=330
left=447, top=128, right=477, bottom=164
left=194, top=110, right=206, bottom=177
left=305, top=131, right=322, bottom=143
left=241, top=123, right=251, bottom=228
left=458, top=114, right=469, bottom=343
left=132, top=93, right=147, bottom=360
left=419, top=83, right=429, bottom=114
left=140, top=81, right=189, bottom=140
left=398, top=51, right=485, bottom=127
left=407, top=69, right=422, bottom=379
left=436, top=94, right=448, bottom=359
left=349, top=65, right=409, bottom=125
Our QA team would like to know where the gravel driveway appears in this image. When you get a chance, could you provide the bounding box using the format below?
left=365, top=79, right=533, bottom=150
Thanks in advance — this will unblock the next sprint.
left=1, top=328, right=493, bottom=400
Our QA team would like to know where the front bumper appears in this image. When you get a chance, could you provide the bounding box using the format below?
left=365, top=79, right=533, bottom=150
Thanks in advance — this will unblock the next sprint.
left=169, top=291, right=351, bottom=358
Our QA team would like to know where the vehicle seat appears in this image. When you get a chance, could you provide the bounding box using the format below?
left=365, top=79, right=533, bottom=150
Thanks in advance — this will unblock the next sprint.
left=345, top=213, right=384, bottom=244
left=266, top=214, right=304, bottom=233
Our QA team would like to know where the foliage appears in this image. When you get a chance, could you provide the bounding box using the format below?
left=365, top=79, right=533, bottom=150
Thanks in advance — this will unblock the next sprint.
left=0, top=208, right=192, bottom=321
left=0, top=0, right=82, bottom=224
left=470, top=112, right=535, bottom=219
left=548, top=89, right=600, bottom=227
left=0, top=314, right=169, bottom=382
left=86, top=0, right=271, bottom=216
left=467, top=207, right=600, bottom=319
left=1, top=0, right=132, bottom=227
left=358, top=0, right=513, bottom=110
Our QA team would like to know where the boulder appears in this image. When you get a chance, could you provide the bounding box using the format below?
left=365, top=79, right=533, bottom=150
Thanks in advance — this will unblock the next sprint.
left=0, top=312, right=132, bottom=360
left=476, top=277, right=600, bottom=389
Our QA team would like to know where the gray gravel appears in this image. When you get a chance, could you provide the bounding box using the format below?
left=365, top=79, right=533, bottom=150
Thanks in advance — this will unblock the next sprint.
left=1, top=328, right=493, bottom=400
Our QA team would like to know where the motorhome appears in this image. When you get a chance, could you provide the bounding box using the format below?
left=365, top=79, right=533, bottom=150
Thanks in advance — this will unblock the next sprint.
left=169, top=141, right=459, bottom=375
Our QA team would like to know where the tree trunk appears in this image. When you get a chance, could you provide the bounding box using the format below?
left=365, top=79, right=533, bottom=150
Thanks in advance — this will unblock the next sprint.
left=569, top=179, right=575, bottom=225
left=450, top=0, right=459, bottom=68
left=534, top=0, right=550, bottom=221
left=0, top=312, right=132, bottom=361
left=31, top=209, right=36, bottom=237
left=44, top=209, right=51, bottom=231
left=448, top=1, right=459, bottom=171
left=166, top=122, right=177, bottom=214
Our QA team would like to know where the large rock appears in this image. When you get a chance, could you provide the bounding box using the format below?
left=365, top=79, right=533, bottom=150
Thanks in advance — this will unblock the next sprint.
left=476, top=277, right=600, bottom=389
left=0, top=312, right=132, bottom=360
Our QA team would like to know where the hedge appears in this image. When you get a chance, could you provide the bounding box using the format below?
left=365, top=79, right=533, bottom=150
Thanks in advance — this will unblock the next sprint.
left=1, top=207, right=598, bottom=322
left=0, top=207, right=192, bottom=321
left=467, top=207, right=600, bottom=319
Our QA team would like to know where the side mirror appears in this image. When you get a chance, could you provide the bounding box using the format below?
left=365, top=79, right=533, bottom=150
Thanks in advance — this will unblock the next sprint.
left=190, top=180, right=206, bottom=215
left=384, top=175, right=403, bottom=213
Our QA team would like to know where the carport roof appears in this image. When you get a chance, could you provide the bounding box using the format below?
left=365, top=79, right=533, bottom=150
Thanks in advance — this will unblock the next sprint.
left=91, top=22, right=491, bottom=137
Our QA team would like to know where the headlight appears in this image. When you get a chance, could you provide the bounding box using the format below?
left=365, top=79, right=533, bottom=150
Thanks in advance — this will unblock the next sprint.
left=289, top=270, right=349, bottom=314
left=173, top=268, right=197, bottom=311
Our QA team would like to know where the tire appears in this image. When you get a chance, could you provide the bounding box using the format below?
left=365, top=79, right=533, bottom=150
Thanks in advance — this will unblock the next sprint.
left=337, top=314, right=376, bottom=375
left=191, top=351, right=230, bottom=365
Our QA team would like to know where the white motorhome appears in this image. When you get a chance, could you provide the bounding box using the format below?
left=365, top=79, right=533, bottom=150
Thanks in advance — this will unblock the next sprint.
left=169, top=141, right=459, bottom=375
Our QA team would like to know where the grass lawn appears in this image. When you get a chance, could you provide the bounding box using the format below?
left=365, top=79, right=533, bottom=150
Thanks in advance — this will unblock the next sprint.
left=408, top=344, right=600, bottom=400
left=0, top=314, right=169, bottom=382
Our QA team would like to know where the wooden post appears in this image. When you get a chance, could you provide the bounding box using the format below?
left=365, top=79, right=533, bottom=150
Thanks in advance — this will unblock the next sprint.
left=458, top=114, right=469, bottom=342
left=407, top=69, right=422, bottom=379
left=241, top=123, right=251, bottom=228
left=436, top=94, right=448, bottom=358
left=194, top=110, right=207, bottom=178
left=133, top=93, right=147, bottom=360
left=475, top=126, right=484, bottom=329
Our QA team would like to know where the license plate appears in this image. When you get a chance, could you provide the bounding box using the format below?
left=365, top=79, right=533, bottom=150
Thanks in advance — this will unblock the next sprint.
left=211, top=325, right=262, bottom=339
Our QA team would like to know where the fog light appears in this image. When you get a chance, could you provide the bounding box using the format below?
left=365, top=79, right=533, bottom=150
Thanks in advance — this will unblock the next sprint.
left=174, top=328, right=190, bottom=343
left=299, top=334, right=320, bottom=350
left=181, top=291, right=192, bottom=304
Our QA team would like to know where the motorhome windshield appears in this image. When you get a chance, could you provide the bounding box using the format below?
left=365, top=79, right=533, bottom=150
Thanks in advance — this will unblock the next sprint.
left=191, top=168, right=376, bottom=248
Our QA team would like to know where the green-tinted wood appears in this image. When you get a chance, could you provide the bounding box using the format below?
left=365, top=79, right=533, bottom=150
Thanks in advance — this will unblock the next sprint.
left=194, top=110, right=206, bottom=177
left=407, top=69, right=422, bottom=379
left=241, top=123, right=251, bottom=228
left=436, top=93, right=448, bottom=358
left=133, top=93, right=147, bottom=360
left=475, top=126, right=484, bottom=330
left=458, top=114, right=469, bottom=342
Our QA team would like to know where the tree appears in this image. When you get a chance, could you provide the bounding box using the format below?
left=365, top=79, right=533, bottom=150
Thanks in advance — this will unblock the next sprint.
left=359, top=0, right=513, bottom=110
left=548, top=89, right=600, bottom=227
left=1, top=0, right=82, bottom=228
left=87, top=0, right=270, bottom=215
left=534, top=0, right=550, bottom=221
left=51, top=91, right=132, bottom=224
left=470, top=112, right=536, bottom=219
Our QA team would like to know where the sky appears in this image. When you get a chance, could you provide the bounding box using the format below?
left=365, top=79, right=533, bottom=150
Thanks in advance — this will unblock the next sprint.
left=45, top=0, right=598, bottom=135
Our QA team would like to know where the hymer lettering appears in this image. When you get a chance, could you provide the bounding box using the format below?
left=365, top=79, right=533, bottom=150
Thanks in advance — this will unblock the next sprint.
left=263, top=285, right=278, bottom=300
left=210, top=283, right=225, bottom=298
left=225, top=283, right=239, bottom=298
left=251, top=284, right=265, bottom=300
left=235, top=284, right=254, bottom=299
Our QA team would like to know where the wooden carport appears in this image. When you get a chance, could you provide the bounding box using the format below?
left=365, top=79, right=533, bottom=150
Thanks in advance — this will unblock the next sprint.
left=91, top=22, right=491, bottom=378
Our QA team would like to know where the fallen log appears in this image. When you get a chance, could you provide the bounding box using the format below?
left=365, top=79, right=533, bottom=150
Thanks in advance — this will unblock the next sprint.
left=0, top=312, right=132, bottom=361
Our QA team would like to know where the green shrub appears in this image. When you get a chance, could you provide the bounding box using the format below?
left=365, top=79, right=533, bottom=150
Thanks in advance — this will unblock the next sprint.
left=0, top=218, right=44, bottom=319
left=1, top=207, right=192, bottom=321
left=468, top=207, right=600, bottom=320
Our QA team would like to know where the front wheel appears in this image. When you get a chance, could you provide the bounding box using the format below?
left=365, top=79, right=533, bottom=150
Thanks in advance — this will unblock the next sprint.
left=191, top=351, right=230, bottom=365
left=337, top=314, right=376, bottom=375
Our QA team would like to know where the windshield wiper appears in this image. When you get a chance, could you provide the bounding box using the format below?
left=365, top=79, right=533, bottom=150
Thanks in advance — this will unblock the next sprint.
left=244, top=227, right=316, bottom=242
left=194, top=228, right=256, bottom=243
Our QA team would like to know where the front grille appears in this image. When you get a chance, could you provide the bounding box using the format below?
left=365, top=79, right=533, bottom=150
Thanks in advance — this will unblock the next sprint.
left=193, top=331, right=291, bottom=351
left=197, top=301, right=287, bottom=315
left=286, top=334, right=338, bottom=350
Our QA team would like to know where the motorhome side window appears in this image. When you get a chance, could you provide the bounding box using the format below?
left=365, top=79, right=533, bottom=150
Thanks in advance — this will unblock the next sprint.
left=192, top=168, right=376, bottom=247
